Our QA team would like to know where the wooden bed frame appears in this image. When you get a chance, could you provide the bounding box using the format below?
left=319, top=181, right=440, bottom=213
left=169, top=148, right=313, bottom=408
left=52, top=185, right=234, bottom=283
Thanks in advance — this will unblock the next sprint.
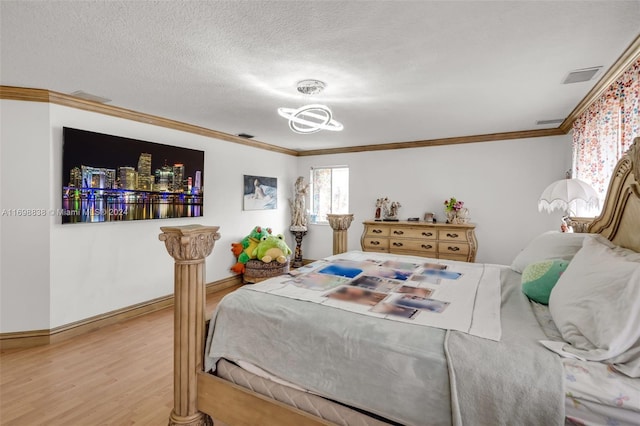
left=158, top=137, right=640, bottom=426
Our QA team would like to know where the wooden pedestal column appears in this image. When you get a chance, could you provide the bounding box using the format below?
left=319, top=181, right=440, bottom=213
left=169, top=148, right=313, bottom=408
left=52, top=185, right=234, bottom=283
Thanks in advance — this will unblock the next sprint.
left=159, top=225, right=221, bottom=426
left=290, top=226, right=307, bottom=268
left=326, top=214, right=355, bottom=255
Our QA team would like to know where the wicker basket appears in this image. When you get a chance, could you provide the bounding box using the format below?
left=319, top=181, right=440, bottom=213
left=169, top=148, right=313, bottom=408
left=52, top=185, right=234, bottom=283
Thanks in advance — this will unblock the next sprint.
left=243, top=258, right=290, bottom=284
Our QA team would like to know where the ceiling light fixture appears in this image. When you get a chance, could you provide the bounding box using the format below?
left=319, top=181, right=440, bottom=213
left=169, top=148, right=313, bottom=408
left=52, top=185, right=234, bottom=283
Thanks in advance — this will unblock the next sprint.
left=278, top=79, right=343, bottom=134
left=277, top=104, right=344, bottom=134
left=296, top=79, right=326, bottom=95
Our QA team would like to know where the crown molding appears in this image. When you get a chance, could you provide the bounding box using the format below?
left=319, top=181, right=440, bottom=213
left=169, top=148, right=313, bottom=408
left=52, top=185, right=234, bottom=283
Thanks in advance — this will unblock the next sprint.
left=559, top=32, right=640, bottom=133
left=297, top=128, right=566, bottom=156
left=0, top=86, right=299, bottom=157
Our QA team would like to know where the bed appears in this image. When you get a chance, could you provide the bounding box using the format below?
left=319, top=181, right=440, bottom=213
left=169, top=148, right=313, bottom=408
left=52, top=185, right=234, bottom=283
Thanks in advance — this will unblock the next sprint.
left=159, top=137, right=640, bottom=426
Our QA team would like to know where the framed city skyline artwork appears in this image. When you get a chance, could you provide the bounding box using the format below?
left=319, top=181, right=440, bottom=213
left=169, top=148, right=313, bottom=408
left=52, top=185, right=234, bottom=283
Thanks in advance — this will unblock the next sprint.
left=61, top=127, right=204, bottom=224
left=243, top=175, right=277, bottom=210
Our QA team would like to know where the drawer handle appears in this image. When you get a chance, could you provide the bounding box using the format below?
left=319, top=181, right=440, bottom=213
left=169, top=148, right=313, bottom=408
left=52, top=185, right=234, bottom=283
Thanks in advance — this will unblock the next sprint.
left=372, top=229, right=382, bottom=234
left=392, top=242, right=403, bottom=247
left=370, top=241, right=380, bottom=246
left=421, top=232, right=433, bottom=237
left=421, top=244, right=433, bottom=250
left=393, top=230, right=404, bottom=235
left=448, top=246, right=460, bottom=252
left=446, top=233, right=459, bottom=238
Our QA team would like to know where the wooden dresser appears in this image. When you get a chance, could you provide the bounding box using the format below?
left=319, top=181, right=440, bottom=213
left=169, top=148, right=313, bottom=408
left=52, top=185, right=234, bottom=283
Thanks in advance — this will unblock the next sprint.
left=361, top=220, right=477, bottom=262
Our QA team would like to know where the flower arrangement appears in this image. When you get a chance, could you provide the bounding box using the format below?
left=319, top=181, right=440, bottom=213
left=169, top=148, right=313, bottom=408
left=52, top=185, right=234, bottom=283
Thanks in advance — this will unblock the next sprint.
left=444, top=197, right=464, bottom=212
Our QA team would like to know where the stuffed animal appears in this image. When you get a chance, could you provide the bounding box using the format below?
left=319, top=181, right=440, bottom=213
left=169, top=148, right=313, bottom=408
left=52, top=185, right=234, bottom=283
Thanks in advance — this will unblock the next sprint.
left=252, top=234, right=292, bottom=264
left=230, top=226, right=272, bottom=274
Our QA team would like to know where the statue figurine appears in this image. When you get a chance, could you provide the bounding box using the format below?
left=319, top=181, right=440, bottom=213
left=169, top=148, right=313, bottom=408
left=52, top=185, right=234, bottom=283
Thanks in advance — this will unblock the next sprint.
left=290, top=176, right=310, bottom=230
left=389, top=201, right=401, bottom=219
left=375, top=198, right=382, bottom=220
left=380, top=197, right=390, bottom=219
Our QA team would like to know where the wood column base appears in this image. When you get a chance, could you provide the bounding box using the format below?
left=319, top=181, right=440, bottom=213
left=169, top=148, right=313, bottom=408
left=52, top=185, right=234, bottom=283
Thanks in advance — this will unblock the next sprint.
left=168, top=411, right=213, bottom=426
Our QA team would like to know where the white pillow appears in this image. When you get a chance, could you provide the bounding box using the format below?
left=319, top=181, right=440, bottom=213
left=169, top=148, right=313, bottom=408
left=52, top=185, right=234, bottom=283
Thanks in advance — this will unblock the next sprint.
left=548, top=235, right=640, bottom=377
left=510, top=231, right=589, bottom=273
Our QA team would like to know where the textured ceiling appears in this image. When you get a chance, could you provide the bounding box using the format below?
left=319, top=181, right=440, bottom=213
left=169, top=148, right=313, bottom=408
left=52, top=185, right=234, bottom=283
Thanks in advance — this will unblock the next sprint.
left=1, top=1, right=639, bottom=152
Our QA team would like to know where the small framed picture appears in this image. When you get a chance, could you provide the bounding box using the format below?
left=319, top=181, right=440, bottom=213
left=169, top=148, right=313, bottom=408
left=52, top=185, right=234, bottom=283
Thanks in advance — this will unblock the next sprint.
left=423, top=212, right=434, bottom=222
left=243, top=175, right=277, bottom=210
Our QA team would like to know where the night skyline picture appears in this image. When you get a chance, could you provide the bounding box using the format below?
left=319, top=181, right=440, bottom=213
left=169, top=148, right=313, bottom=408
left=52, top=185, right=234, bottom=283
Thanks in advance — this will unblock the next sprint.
left=62, top=127, right=204, bottom=224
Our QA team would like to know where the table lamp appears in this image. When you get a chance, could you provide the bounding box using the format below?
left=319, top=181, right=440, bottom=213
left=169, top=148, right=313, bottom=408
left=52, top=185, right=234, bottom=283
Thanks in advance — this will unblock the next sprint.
left=538, top=174, right=599, bottom=231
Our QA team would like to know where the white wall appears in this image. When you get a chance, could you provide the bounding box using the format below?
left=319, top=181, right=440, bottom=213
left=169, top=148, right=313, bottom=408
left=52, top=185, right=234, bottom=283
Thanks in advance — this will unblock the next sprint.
left=1, top=100, right=297, bottom=332
left=0, top=98, right=573, bottom=333
left=297, top=135, right=572, bottom=265
left=1, top=100, right=52, bottom=332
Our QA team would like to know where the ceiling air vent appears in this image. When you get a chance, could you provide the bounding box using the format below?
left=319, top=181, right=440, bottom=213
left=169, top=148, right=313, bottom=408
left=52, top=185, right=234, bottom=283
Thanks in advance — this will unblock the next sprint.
left=237, top=133, right=254, bottom=139
left=561, top=67, right=602, bottom=84
left=70, top=90, right=112, bottom=103
left=536, top=118, right=564, bottom=126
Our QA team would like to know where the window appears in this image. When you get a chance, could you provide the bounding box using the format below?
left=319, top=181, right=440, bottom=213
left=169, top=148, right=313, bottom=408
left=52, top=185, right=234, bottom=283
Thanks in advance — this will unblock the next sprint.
left=309, top=166, right=349, bottom=224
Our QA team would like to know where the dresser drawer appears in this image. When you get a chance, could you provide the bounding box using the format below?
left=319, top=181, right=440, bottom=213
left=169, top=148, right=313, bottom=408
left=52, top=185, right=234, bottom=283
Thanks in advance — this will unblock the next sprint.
left=389, top=239, right=436, bottom=253
left=390, top=227, right=436, bottom=240
left=438, top=242, right=470, bottom=256
left=439, top=254, right=469, bottom=263
left=438, top=229, right=467, bottom=242
left=365, top=226, right=390, bottom=237
left=363, top=237, right=389, bottom=250
left=361, top=221, right=477, bottom=263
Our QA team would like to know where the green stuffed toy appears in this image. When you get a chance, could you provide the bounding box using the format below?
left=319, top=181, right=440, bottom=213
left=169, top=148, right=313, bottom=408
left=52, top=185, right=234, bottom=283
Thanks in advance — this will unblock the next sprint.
left=252, top=234, right=292, bottom=264
left=230, top=226, right=272, bottom=274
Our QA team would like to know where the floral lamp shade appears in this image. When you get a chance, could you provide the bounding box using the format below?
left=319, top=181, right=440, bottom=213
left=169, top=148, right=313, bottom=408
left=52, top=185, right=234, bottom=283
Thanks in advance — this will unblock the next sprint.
left=538, top=178, right=600, bottom=216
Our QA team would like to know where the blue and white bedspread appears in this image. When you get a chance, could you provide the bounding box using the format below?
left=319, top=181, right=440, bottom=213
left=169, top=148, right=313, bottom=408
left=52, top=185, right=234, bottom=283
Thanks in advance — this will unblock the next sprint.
left=205, top=252, right=564, bottom=426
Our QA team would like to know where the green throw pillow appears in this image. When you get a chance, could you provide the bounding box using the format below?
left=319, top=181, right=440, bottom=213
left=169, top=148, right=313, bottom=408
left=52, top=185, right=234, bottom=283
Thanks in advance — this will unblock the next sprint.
left=521, top=259, right=569, bottom=304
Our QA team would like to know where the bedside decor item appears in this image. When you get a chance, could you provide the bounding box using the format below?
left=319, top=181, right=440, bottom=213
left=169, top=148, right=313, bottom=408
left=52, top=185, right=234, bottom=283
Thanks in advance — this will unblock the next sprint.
left=443, top=197, right=469, bottom=224
left=538, top=174, right=599, bottom=231
left=385, top=201, right=402, bottom=221
left=377, top=197, right=401, bottom=221
left=374, top=198, right=385, bottom=221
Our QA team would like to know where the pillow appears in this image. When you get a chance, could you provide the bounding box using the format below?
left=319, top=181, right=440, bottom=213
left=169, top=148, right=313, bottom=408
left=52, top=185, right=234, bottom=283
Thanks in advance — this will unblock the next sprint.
left=547, top=235, right=640, bottom=378
left=521, top=259, right=569, bottom=304
left=510, top=231, right=588, bottom=273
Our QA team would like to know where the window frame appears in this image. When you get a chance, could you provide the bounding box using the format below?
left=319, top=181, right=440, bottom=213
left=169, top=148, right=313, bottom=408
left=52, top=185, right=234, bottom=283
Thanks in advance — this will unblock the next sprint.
left=308, top=165, right=349, bottom=225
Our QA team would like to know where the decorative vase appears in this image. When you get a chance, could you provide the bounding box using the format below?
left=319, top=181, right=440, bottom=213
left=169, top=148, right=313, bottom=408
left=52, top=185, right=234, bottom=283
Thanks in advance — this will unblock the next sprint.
left=445, top=210, right=457, bottom=224
left=454, top=207, right=470, bottom=224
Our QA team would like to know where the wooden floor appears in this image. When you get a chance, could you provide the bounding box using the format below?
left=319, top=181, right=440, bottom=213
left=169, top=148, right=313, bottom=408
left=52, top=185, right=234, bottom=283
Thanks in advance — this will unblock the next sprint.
left=0, top=286, right=239, bottom=426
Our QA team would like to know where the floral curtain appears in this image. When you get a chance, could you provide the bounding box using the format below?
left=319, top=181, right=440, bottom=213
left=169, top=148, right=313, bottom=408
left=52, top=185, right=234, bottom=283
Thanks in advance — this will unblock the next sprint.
left=572, top=58, right=640, bottom=206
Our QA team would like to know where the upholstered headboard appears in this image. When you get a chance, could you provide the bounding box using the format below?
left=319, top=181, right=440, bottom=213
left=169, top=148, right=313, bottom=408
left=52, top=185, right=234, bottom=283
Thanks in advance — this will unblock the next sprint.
left=589, top=137, right=640, bottom=252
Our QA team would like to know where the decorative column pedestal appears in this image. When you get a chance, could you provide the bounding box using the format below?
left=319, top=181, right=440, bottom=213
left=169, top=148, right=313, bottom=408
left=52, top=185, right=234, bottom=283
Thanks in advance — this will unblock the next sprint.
left=326, top=214, right=355, bottom=255
left=159, top=225, right=221, bottom=426
left=290, top=226, right=307, bottom=268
